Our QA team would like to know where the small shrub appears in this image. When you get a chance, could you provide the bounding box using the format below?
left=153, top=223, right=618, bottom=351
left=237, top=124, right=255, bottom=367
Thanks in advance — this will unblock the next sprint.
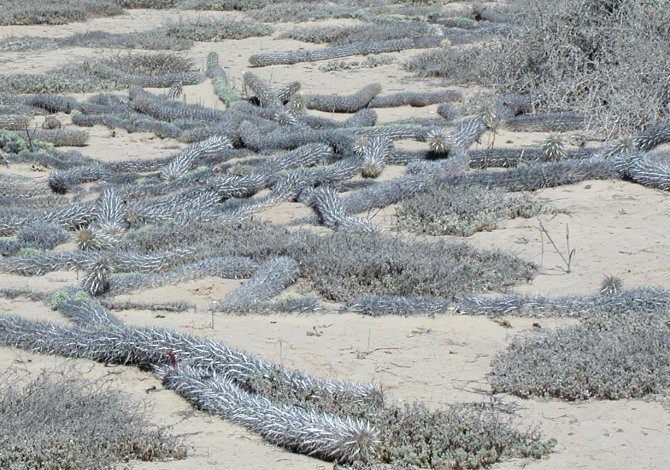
left=365, top=403, right=555, bottom=468
left=0, top=368, right=186, bottom=468
left=491, top=308, right=670, bottom=400
left=161, top=18, right=274, bottom=41
left=294, top=231, right=536, bottom=302
left=396, top=184, right=544, bottom=236
left=0, top=0, right=122, bottom=26
left=0, top=52, right=201, bottom=94
left=477, top=0, right=670, bottom=134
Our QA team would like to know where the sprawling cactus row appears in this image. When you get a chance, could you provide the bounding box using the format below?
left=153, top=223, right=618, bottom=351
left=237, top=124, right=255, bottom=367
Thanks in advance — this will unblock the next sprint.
left=122, top=188, right=221, bottom=226
left=0, top=248, right=195, bottom=277
left=456, top=285, right=670, bottom=318
left=213, top=257, right=300, bottom=313
left=339, top=158, right=616, bottom=216
left=304, top=84, right=381, bottom=113
left=368, top=90, right=461, bottom=108
left=311, top=186, right=378, bottom=233
left=249, top=37, right=442, bottom=67
left=0, top=313, right=380, bottom=406
left=1, top=251, right=93, bottom=276
left=160, top=366, right=377, bottom=464
left=16, top=222, right=70, bottom=250
left=444, top=157, right=617, bottom=192
left=344, top=295, right=451, bottom=316
left=0, top=201, right=95, bottom=236
left=239, top=124, right=356, bottom=152
left=73, top=113, right=184, bottom=139
left=467, top=147, right=591, bottom=169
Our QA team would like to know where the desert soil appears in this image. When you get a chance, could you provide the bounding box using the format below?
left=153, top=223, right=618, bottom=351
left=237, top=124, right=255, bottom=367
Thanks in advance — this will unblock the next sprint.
left=0, top=4, right=669, bottom=469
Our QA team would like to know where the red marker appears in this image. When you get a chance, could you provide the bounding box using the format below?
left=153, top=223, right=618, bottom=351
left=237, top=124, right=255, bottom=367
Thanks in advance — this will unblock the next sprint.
left=166, top=349, right=178, bottom=369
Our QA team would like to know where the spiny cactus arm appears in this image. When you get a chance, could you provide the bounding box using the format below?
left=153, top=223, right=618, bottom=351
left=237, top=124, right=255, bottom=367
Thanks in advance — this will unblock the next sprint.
left=311, top=186, right=379, bottom=233
left=160, top=135, right=232, bottom=181
left=212, top=257, right=300, bottom=313
left=367, top=90, right=461, bottom=108
left=304, top=84, right=381, bottom=113
left=342, top=108, right=377, bottom=128
left=81, top=258, right=112, bottom=296
left=93, top=187, right=127, bottom=232
left=0, top=251, right=95, bottom=276
left=243, top=72, right=280, bottom=108
left=48, top=166, right=111, bottom=194
left=633, top=121, right=670, bottom=151
left=129, top=86, right=227, bottom=122
left=0, top=314, right=381, bottom=404
left=257, top=143, right=333, bottom=174
left=625, top=154, right=670, bottom=191
left=107, top=256, right=259, bottom=295
left=159, top=366, right=378, bottom=464
left=503, top=112, right=585, bottom=132
left=249, top=37, right=442, bottom=67
left=52, top=288, right=122, bottom=326
left=361, top=135, right=392, bottom=178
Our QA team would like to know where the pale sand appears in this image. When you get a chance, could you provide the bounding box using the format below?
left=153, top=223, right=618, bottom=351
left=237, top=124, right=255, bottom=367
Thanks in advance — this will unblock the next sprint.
left=1, top=6, right=669, bottom=470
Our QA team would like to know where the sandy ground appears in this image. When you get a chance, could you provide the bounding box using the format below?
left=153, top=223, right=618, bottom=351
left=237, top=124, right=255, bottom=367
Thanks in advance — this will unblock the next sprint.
left=1, top=4, right=669, bottom=470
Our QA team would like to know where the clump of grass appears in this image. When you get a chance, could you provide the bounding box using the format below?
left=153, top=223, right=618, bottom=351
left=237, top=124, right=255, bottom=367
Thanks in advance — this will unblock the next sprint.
left=395, top=184, right=544, bottom=237
left=0, top=52, right=201, bottom=94
left=0, top=367, right=186, bottom=468
left=294, top=231, right=536, bottom=302
left=491, top=307, right=670, bottom=400
left=0, top=0, right=122, bottom=26
left=0, top=31, right=192, bottom=52
left=181, top=0, right=268, bottom=10
left=161, top=18, right=274, bottom=41
left=249, top=2, right=368, bottom=22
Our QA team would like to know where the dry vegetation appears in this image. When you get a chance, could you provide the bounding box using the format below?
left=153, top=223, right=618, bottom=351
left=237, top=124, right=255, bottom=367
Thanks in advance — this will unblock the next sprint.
left=0, top=367, right=186, bottom=468
left=0, top=0, right=669, bottom=468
